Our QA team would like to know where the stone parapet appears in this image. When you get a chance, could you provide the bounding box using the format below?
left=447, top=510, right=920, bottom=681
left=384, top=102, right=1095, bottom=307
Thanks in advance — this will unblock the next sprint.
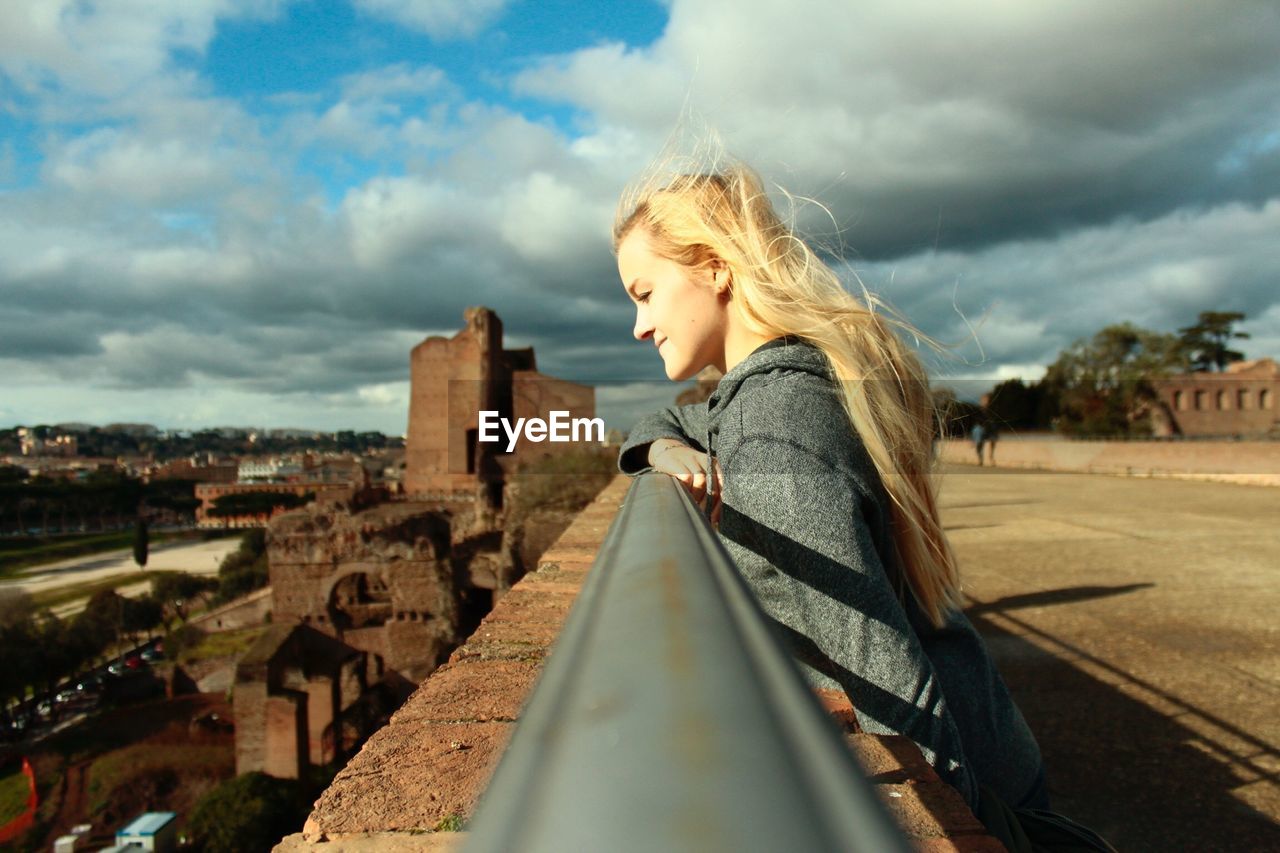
left=284, top=475, right=1002, bottom=852
left=939, top=436, right=1280, bottom=486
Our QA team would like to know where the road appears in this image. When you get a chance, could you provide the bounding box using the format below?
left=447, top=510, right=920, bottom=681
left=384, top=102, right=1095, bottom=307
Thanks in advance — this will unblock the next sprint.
left=942, top=464, right=1280, bottom=851
left=0, top=537, right=244, bottom=618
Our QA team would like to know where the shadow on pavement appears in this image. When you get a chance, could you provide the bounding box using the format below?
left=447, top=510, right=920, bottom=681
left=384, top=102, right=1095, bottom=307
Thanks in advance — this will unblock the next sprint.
left=967, top=594, right=1280, bottom=852
left=968, top=584, right=1155, bottom=615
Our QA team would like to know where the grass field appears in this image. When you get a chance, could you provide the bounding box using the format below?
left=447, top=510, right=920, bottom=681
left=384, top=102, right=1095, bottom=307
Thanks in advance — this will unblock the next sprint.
left=180, top=625, right=270, bottom=665
left=0, top=764, right=31, bottom=826
left=29, top=571, right=163, bottom=612
left=0, top=529, right=239, bottom=579
left=87, top=742, right=233, bottom=816
left=0, top=532, right=135, bottom=578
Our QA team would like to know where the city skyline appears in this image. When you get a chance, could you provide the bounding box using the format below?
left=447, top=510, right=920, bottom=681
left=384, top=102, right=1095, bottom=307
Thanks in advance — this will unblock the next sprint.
left=2, top=1, right=1278, bottom=434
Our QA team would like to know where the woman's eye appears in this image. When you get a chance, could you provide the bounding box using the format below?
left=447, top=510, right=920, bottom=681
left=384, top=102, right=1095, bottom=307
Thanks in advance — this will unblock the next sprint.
left=637, top=292, right=651, bottom=304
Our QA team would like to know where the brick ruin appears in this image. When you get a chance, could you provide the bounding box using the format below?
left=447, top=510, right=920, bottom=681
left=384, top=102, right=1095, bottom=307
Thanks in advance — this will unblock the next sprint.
left=1151, top=357, right=1279, bottom=437
left=233, top=624, right=375, bottom=778
left=234, top=307, right=595, bottom=778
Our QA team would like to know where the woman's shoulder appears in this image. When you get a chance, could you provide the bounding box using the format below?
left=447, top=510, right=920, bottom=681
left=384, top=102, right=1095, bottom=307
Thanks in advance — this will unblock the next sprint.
left=730, top=371, right=877, bottom=476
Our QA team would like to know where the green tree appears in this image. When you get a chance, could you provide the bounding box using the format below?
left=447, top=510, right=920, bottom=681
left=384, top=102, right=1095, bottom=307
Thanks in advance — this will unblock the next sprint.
left=1043, top=323, right=1189, bottom=436
left=124, top=595, right=165, bottom=641
left=213, top=528, right=271, bottom=603
left=74, top=589, right=129, bottom=654
left=187, top=771, right=308, bottom=853
left=987, top=379, right=1046, bottom=431
left=1178, top=311, right=1250, bottom=372
left=151, top=572, right=218, bottom=623
left=133, top=518, right=149, bottom=569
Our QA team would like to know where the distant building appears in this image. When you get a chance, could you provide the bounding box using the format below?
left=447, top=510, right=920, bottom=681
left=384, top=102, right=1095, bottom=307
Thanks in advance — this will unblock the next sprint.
left=195, top=481, right=352, bottom=529
left=16, top=428, right=77, bottom=457
left=1152, top=358, right=1280, bottom=437
left=238, top=458, right=304, bottom=482
left=150, top=457, right=238, bottom=483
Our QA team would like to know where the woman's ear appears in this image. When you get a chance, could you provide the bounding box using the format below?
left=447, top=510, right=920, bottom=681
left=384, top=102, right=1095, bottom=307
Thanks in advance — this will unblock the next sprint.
left=709, top=258, right=732, bottom=299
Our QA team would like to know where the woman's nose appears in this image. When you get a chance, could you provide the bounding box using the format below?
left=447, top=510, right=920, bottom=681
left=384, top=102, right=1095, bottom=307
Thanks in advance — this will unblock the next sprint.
left=633, top=309, right=653, bottom=342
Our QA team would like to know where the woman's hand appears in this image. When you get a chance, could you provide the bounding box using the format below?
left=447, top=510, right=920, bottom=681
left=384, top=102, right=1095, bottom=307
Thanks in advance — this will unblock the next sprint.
left=648, top=439, right=722, bottom=525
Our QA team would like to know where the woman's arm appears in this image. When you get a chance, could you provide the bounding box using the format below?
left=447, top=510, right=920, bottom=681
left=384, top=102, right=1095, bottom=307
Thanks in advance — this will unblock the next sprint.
left=617, top=403, right=710, bottom=474
left=618, top=402, right=720, bottom=511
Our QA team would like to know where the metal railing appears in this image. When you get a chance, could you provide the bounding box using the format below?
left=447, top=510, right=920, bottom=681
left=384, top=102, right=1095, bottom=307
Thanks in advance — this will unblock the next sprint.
left=464, top=473, right=910, bottom=852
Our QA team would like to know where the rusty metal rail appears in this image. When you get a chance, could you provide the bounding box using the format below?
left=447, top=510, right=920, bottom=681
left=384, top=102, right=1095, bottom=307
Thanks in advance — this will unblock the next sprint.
left=464, top=473, right=910, bottom=852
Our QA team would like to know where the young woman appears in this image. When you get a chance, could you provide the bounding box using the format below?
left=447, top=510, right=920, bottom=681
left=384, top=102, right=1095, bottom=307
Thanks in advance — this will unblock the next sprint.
left=614, top=163, right=1112, bottom=851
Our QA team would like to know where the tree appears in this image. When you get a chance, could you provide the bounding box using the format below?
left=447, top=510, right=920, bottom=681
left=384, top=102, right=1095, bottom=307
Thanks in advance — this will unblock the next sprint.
left=150, top=572, right=218, bottom=623
left=74, top=589, right=129, bottom=654
left=133, top=518, right=149, bottom=569
left=123, top=596, right=165, bottom=641
left=187, top=771, right=308, bottom=853
left=1178, top=311, right=1250, bottom=372
left=1043, top=323, right=1189, bottom=436
left=215, top=528, right=270, bottom=603
left=986, top=379, right=1046, bottom=431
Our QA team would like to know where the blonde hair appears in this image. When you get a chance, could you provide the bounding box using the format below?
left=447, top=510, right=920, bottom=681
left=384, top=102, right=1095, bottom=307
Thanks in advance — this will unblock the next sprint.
left=614, top=161, right=961, bottom=627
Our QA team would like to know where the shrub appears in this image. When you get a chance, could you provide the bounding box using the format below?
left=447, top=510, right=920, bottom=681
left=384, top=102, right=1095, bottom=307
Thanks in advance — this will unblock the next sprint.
left=186, top=771, right=308, bottom=853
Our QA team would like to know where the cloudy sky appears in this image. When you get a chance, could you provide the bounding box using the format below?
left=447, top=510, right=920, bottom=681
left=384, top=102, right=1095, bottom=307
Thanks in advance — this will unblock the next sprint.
left=2, top=0, right=1278, bottom=435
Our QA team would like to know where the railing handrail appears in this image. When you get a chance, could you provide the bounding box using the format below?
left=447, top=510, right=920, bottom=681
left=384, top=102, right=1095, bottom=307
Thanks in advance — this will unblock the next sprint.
left=463, top=473, right=910, bottom=852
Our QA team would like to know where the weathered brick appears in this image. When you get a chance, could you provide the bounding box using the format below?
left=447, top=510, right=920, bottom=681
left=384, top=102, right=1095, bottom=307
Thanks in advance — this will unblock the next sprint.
left=876, top=782, right=987, bottom=839
left=390, top=660, right=541, bottom=724
left=848, top=733, right=941, bottom=784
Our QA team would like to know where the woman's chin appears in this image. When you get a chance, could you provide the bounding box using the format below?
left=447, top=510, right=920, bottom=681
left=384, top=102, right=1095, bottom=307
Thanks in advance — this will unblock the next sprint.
left=664, top=360, right=700, bottom=382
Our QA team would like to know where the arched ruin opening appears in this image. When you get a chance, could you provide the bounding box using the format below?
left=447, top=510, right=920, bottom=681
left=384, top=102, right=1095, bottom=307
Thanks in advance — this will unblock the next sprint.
left=328, top=572, right=394, bottom=631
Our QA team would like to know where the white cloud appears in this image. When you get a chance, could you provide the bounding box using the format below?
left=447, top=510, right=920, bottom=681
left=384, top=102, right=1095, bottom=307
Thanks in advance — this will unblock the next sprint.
left=46, top=127, right=231, bottom=204
left=0, top=0, right=281, bottom=100
left=498, top=171, right=611, bottom=263
left=340, top=175, right=487, bottom=268
left=352, top=0, right=512, bottom=39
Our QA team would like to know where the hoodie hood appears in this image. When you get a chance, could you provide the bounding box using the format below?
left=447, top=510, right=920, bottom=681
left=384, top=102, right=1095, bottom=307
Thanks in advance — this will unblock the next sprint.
left=706, top=336, right=834, bottom=422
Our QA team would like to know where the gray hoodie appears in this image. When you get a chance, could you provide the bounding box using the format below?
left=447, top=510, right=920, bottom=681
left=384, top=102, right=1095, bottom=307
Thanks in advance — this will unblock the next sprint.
left=619, top=337, right=1045, bottom=810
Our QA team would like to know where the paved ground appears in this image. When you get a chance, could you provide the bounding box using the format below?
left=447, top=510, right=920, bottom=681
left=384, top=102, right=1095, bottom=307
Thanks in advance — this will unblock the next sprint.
left=0, top=538, right=242, bottom=617
left=941, top=464, right=1280, bottom=852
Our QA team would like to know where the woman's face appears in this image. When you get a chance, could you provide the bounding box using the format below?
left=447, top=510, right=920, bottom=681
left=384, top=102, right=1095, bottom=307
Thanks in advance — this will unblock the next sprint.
left=617, top=228, right=729, bottom=381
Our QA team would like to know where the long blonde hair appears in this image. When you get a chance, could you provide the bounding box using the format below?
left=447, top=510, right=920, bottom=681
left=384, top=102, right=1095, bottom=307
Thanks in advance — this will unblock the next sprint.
left=614, top=163, right=961, bottom=627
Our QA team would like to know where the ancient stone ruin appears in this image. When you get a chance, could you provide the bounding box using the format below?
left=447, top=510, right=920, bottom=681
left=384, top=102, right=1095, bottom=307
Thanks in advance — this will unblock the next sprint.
left=234, top=307, right=594, bottom=778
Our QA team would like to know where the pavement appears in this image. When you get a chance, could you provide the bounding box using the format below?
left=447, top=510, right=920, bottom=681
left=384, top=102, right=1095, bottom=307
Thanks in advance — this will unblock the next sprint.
left=941, top=463, right=1280, bottom=852
left=0, top=537, right=243, bottom=618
